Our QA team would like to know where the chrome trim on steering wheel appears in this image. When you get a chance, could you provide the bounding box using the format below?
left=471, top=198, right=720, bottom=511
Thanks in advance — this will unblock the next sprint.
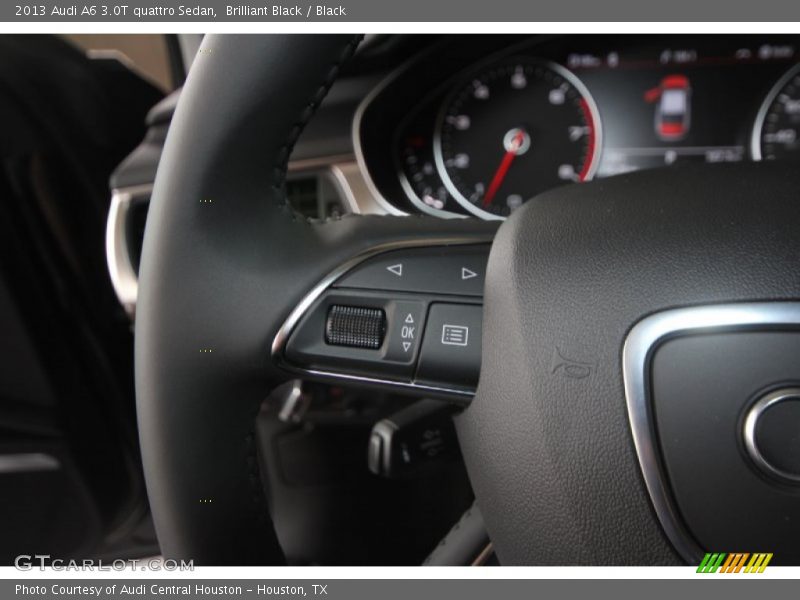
left=622, top=302, right=800, bottom=563
left=743, top=387, right=800, bottom=485
left=106, top=185, right=152, bottom=317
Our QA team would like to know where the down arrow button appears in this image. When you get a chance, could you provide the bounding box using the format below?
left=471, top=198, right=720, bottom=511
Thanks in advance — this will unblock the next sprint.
left=384, top=300, right=426, bottom=364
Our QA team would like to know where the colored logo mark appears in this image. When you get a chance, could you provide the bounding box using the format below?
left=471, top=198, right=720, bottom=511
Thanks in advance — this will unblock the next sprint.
left=697, top=552, right=773, bottom=573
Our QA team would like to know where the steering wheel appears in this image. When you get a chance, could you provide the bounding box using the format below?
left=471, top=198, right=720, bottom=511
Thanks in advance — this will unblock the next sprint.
left=136, top=35, right=800, bottom=565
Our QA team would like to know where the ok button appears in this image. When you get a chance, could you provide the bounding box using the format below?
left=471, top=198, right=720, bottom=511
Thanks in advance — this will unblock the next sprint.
left=384, top=300, right=426, bottom=363
left=743, top=387, right=800, bottom=485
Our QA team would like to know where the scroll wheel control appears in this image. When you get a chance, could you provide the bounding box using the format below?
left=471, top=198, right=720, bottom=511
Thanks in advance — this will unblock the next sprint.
left=325, top=305, right=386, bottom=349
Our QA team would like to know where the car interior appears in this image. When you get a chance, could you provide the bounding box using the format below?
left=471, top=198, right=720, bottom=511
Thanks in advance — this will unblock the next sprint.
left=2, top=33, right=800, bottom=566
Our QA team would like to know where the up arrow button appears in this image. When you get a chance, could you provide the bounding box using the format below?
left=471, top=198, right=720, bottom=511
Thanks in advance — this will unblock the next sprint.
left=383, top=300, right=426, bottom=364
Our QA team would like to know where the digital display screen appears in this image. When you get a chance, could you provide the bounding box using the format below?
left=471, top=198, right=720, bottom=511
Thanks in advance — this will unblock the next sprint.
left=567, top=40, right=797, bottom=176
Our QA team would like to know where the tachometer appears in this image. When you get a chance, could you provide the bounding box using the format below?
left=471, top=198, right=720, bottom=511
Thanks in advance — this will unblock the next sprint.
left=434, top=59, right=601, bottom=220
left=752, top=63, right=800, bottom=161
left=398, top=131, right=462, bottom=218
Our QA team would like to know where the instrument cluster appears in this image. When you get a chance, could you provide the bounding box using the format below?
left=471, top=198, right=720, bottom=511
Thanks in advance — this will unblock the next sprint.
left=354, top=35, right=800, bottom=220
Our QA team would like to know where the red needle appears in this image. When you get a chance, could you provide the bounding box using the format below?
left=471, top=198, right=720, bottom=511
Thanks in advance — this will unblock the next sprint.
left=483, top=130, right=525, bottom=208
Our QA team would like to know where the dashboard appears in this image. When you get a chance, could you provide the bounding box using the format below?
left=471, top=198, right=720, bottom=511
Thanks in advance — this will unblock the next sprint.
left=355, top=35, right=800, bottom=220
left=108, top=34, right=800, bottom=314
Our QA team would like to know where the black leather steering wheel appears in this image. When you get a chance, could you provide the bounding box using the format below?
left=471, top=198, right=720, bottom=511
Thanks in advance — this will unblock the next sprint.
left=137, top=35, right=800, bottom=565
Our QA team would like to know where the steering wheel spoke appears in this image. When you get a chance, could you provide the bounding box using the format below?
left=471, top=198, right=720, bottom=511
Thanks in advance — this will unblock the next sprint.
left=273, top=219, right=496, bottom=402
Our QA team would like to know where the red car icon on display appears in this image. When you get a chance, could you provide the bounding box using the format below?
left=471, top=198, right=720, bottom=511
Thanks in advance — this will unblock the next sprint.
left=645, top=74, right=691, bottom=141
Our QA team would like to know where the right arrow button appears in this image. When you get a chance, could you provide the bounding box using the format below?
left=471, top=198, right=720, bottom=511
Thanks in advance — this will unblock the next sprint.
left=333, top=245, right=489, bottom=297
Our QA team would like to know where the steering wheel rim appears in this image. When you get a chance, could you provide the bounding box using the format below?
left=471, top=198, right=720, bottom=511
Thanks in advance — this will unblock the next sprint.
left=136, top=34, right=358, bottom=565
left=136, top=34, right=493, bottom=564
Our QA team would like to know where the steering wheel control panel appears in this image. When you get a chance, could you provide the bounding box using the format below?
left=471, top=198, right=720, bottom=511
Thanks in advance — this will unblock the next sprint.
left=276, top=244, right=490, bottom=400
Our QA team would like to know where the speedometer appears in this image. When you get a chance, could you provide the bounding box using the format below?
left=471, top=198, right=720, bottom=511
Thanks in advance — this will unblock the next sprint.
left=752, top=63, right=800, bottom=161
left=434, top=59, right=601, bottom=220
